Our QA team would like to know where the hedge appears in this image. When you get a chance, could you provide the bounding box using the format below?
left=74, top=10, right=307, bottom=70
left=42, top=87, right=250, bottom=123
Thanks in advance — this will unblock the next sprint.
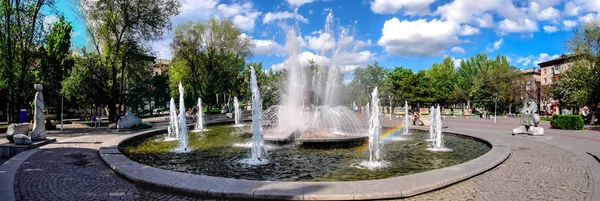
left=550, top=115, right=585, bottom=130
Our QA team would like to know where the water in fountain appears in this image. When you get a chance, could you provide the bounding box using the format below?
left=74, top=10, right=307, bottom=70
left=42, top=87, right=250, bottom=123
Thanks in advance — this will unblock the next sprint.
left=428, top=105, right=451, bottom=152
left=165, top=98, right=179, bottom=141
left=425, top=105, right=436, bottom=142
left=232, top=97, right=244, bottom=127
left=402, top=101, right=411, bottom=135
left=262, top=11, right=366, bottom=141
left=174, top=82, right=189, bottom=153
left=352, top=87, right=389, bottom=170
left=191, top=98, right=207, bottom=132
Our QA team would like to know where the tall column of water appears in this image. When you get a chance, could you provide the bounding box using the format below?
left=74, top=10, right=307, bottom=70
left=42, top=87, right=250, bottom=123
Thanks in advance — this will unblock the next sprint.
left=427, top=105, right=435, bottom=142
left=250, top=67, right=266, bottom=162
left=365, top=103, right=370, bottom=125
left=166, top=98, right=179, bottom=141
left=193, top=98, right=204, bottom=131
left=435, top=104, right=443, bottom=149
left=234, top=97, right=241, bottom=125
left=175, top=82, right=189, bottom=152
left=402, top=101, right=411, bottom=134
left=368, top=87, right=381, bottom=162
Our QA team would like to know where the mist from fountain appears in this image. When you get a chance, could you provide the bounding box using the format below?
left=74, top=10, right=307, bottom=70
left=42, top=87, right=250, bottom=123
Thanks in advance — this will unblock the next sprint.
left=402, top=101, right=411, bottom=135
left=165, top=98, right=179, bottom=141
left=262, top=11, right=366, bottom=141
left=174, top=82, right=189, bottom=153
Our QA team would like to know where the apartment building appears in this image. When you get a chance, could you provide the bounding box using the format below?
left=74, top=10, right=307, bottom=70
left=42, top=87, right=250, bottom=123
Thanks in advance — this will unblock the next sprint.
left=537, top=54, right=574, bottom=85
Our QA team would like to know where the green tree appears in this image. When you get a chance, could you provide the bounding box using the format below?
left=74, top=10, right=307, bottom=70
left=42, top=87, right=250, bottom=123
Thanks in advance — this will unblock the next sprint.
left=427, top=57, right=457, bottom=105
left=37, top=16, right=73, bottom=121
left=169, top=18, right=252, bottom=110
left=555, top=62, right=597, bottom=111
left=81, top=0, right=180, bottom=121
left=565, top=21, right=600, bottom=125
left=62, top=50, right=110, bottom=112
left=346, top=62, right=388, bottom=106
left=0, top=0, right=54, bottom=122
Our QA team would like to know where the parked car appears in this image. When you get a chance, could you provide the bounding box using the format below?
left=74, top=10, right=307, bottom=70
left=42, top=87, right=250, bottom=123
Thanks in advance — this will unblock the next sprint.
left=153, top=106, right=167, bottom=114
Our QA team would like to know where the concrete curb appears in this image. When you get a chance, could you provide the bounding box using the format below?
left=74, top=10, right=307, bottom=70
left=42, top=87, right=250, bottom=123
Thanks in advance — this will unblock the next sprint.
left=99, top=127, right=510, bottom=200
left=0, top=148, right=41, bottom=201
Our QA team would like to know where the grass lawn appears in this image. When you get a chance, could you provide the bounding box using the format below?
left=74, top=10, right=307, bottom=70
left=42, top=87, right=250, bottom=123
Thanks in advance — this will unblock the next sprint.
left=0, top=124, right=7, bottom=129
left=540, top=117, right=552, bottom=121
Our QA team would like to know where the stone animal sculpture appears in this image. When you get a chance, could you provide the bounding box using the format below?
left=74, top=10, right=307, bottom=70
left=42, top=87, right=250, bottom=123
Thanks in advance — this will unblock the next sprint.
left=513, top=101, right=544, bottom=136
left=6, top=123, right=29, bottom=143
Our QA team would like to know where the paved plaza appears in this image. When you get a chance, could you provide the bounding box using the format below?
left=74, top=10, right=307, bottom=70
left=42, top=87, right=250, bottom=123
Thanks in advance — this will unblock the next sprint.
left=2, top=117, right=600, bottom=200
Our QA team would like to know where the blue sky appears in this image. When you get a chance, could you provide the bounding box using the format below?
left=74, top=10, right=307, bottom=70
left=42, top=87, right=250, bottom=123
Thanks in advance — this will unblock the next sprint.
left=51, top=0, right=600, bottom=81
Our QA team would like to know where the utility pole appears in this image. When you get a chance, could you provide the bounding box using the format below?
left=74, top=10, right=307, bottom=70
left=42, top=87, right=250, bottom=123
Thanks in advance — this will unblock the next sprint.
left=389, top=96, right=392, bottom=121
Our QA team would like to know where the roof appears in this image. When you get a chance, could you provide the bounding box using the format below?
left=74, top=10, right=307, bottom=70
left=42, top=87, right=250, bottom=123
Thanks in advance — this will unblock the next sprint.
left=537, top=54, right=575, bottom=67
left=521, top=68, right=540, bottom=74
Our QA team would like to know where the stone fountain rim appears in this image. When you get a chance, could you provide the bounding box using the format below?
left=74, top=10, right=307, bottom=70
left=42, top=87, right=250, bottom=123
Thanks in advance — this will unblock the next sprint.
left=99, top=124, right=510, bottom=200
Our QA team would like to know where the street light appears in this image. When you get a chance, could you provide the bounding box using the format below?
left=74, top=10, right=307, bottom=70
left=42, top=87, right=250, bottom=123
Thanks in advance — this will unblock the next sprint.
left=60, top=93, right=63, bottom=131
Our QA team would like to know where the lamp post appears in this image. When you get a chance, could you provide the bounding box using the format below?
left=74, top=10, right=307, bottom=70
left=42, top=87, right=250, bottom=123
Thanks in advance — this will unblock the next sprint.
left=60, top=93, right=64, bottom=131
left=389, top=96, right=392, bottom=121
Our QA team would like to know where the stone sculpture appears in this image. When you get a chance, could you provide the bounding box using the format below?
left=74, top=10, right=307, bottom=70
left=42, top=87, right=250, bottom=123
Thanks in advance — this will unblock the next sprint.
left=117, top=112, right=142, bottom=129
left=512, top=101, right=544, bottom=136
left=6, top=123, right=29, bottom=143
left=13, top=134, right=32, bottom=145
left=31, top=84, right=46, bottom=141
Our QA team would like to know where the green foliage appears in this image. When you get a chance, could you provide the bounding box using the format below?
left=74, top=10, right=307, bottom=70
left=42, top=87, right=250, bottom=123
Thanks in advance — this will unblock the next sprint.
left=0, top=0, right=53, bottom=122
left=62, top=50, right=110, bottom=108
left=346, top=62, right=388, bottom=106
left=551, top=115, right=585, bottom=130
left=169, top=18, right=251, bottom=109
left=82, top=0, right=181, bottom=121
left=555, top=61, right=596, bottom=108
left=37, top=16, right=73, bottom=118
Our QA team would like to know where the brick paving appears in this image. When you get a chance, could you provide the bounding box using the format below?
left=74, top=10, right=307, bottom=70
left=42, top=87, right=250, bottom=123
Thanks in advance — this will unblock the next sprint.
left=10, top=118, right=596, bottom=200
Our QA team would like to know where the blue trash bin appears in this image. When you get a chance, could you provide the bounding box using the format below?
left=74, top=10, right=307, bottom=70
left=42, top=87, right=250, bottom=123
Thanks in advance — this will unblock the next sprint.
left=19, top=109, right=27, bottom=123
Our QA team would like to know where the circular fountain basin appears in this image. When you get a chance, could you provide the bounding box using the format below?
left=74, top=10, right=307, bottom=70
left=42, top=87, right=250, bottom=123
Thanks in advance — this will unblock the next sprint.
left=100, top=125, right=510, bottom=200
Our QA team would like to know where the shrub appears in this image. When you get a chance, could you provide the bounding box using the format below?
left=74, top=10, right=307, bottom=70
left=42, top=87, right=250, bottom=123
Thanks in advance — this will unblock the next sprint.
left=550, top=115, right=584, bottom=130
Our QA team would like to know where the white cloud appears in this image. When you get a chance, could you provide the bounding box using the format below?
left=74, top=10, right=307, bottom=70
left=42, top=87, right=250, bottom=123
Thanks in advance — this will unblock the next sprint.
left=452, top=57, right=463, bottom=68
left=370, top=0, right=435, bottom=15
left=537, top=7, right=560, bottom=21
left=263, top=12, right=308, bottom=24
left=215, top=2, right=261, bottom=31
left=476, top=13, right=495, bottom=28
left=286, top=0, right=316, bottom=7
left=516, top=56, right=534, bottom=66
left=497, top=19, right=538, bottom=34
left=564, top=1, right=581, bottom=16
left=516, top=53, right=561, bottom=67
left=450, top=46, right=466, bottom=54
left=377, top=18, right=461, bottom=57
left=563, top=20, right=578, bottom=30
left=253, top=39, right=284, bottom=56
left=579, top=12, right=600, bottom=23
left=460, top=25, right=480, bottom=36
left=543, top=25, right=558, bottom=33
left=305, top=33, right=335, bottom=52
left=485, top=38, right=503, bottom=52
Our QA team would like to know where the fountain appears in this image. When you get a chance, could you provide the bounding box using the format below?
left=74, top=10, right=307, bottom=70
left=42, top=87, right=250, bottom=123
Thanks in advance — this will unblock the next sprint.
left=402, top=101, right=411, bottom=135
left=165, top=98, right=179, bottom=141
left=233, top=97, right=244, bottom=127
left=174, top=82, right=189, bottom=153
left=114, top=9, right=504, bottom=200
left=428, top=105, right=451, bottom=152
left=261, top=12, right=367, bottom=146
left=244, top=67, right=267, bottom=164
left=425, top=105, right=436, bottom=142
left=191, top=98, right=206, bottom=132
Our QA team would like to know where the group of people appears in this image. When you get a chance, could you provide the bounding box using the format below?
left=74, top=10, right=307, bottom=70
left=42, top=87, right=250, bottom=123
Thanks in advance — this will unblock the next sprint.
left=90, top=111, right=125, bottom=128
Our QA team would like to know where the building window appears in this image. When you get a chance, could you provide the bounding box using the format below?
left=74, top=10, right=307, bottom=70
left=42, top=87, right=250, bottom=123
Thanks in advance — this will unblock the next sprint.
left=544, top=69, right=547, bottom=74
left=544, top=78, right=547, bottom=83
